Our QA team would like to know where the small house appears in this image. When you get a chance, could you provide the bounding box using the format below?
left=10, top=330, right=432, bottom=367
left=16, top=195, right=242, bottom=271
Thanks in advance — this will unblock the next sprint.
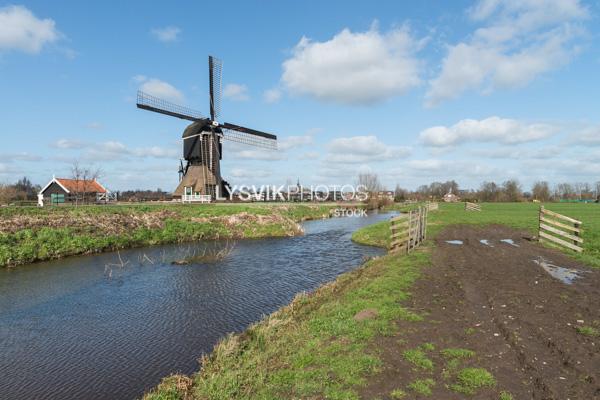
left=443, top=189, right=460, bottom=203
left=39, top=176, right=110, bottom=205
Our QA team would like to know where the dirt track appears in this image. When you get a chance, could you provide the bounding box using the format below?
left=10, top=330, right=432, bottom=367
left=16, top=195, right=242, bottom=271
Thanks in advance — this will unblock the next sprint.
left=362, top=225, right=600, bottom=399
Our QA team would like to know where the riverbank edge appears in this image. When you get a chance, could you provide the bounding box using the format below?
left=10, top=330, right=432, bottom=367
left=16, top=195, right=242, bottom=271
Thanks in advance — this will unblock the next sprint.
left=141, top=202, right=598, bottom=399
left=1, top=204, right=341, bottom=269
left=143, top=221, right=426, bottom=399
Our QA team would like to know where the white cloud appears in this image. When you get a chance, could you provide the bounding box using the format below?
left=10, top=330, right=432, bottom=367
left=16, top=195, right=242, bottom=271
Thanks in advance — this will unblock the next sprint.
left=426, top=0, right=588, bottom=106
left=232, top=149, right=286, bottom=161
left=278, top=135, right=313, bottom=151
left=575, top=125, right=600, bottom=145
left=282, top=24, right=423, bottom=105
left=223, top=83, right=249, bottom=101
left=298, top=151, right=320, bottom=160
left=52, top=138, right=86, bottom=149
left=0, top=5, right=60, bottom=53
left=472, top=145, right=562, bottom=159
left=419, top=117, right=556, bottom=147
left=151, top=26, right=181, bottom=43
left=326, top=135, right=411, bottom=163
left=263, top=88, right=282, bottom=103
left=230, top=168, right=271, bottom=179
left=85, top=122, right=104, bottom=130
left=1, top=152, right=43, bottom=162
left=137, top=77, right=184, bottom=103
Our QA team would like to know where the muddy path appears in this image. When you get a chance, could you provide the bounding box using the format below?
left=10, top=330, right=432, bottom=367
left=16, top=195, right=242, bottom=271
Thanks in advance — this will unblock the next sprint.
left=361, top=225, right=600, bottom=399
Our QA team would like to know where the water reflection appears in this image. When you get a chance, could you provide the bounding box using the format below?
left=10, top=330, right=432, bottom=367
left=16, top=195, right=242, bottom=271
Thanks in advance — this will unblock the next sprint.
left=0, top=212, right=390, bottom=400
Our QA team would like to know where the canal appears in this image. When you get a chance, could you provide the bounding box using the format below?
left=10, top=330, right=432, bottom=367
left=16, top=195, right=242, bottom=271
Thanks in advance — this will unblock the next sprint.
left=0, top=212, right=391, bottom=399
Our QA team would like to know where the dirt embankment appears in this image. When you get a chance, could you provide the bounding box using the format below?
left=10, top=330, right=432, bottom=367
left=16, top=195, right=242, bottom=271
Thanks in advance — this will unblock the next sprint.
left=362, top=225, right=600, bottom=399
left=0, top=210, right=304, bottom=236
left=0, top=210, right=180, bottom=235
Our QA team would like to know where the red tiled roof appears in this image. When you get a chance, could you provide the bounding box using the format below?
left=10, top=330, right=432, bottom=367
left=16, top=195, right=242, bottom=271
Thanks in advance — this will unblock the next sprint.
left=55, top=178, right=107, bottom=193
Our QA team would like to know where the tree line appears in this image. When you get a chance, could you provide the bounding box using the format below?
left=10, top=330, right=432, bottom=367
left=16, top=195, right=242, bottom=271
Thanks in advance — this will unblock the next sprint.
left=394, top=179, right=600, bottom=202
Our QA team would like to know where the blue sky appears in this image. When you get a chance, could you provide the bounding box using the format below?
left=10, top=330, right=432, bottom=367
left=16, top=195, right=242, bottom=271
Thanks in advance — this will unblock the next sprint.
left=1, top=0, right=599, bottom=191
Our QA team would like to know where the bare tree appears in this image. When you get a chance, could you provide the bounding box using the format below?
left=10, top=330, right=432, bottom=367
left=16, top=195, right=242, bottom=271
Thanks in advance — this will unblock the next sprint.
left=357, top=173, right=383, bottom=193
left=71, top=161, right=102, bottom=206
left=502, top=180, right=522, bottom=202
left=478, top=181, right=500, bottom=202
left=532, top=181, right=551, bottom=202
left=394, top=184, right=409, bottom=202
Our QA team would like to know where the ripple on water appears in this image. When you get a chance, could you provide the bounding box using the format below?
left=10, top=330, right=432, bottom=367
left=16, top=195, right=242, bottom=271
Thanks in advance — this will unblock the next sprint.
left=0, top=212, right=390, bottom=400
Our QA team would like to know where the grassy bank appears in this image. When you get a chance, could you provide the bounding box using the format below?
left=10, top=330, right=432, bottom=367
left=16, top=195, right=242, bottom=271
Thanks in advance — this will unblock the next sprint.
left=0, top=204, right=335, bottom=268
left=144, top=201, right=599, bottom=400
left=145, top=248, right=429, bottom=400
left=353, top=202, right=600, bottom=268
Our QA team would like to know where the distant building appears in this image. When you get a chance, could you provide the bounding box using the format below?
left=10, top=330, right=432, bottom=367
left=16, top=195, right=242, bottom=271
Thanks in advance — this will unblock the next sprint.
left=39, top=176, right=111, bottom=205
left=443, top=188, right=460, bottom=203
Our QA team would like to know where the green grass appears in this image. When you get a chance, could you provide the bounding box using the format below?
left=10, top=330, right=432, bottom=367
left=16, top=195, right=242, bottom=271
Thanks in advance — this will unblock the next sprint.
left=353, top=202, right=600, bottom=268
left=500, top=390, right=514, bottom=400
left=441, top=348, right=476, bottom=359
left=390, top=388, right=407, bottom=399
left=576, top=326, right=600, bottom=337
left=450, top=368, right=496, bottom=395
left=403, top=348, right=434, bottom=370
left=145, top=250, right=428, bottom=400
left=0, top=204, right=334, bottom=268
left=407, top=378, right=435, bottom=396
left=142, top=201, right=598, bottom=399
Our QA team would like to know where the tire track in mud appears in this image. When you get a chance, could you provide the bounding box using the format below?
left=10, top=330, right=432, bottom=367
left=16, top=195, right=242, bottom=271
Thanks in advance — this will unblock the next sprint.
left=360, top=225, right=600, bottom=400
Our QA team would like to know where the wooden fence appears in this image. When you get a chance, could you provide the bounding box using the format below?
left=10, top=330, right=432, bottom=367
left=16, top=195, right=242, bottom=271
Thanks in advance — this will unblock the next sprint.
left=390, top=206, right=428, bottom=253
left=465, top=202, right=481, bottom=212
left=426, top=202, right=439, bottom=211
left=538, top=206, right=584, bottom=252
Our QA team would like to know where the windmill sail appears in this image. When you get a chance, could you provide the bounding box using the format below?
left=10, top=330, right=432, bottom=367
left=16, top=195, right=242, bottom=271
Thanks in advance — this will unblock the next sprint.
left=136, top=91, right=206, bottom=122
left=209, top=56, right=223, bottom=122
left=221, top=122, right=277, bottom=150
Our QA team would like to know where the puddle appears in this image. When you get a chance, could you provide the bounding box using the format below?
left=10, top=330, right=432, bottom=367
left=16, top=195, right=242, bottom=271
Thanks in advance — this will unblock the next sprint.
left=533, top=257, right=584, bottom=285
left=480, top=239, right=493, bottom=247
left=445, top=240, right=463, bottom=245
left=501, top=239, right=520, bottom=247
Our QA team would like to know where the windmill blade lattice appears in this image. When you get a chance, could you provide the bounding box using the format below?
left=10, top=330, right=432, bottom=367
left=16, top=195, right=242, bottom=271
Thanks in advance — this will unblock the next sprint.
left=209, top=56, right=223, bottom=121
left=222, top=129, right=278, bottom=150
left=137, top=91, right=205, bottom=122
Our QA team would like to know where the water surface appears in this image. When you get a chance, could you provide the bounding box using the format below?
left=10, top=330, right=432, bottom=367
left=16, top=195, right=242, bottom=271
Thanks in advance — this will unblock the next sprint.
left=0, top=212, right=390, bottom=400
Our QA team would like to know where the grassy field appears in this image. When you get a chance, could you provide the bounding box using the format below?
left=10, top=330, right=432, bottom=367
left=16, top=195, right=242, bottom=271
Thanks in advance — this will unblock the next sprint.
left=143, top=201, right=599, bottom=400
left=0, top=203, right=335, bottom=268
left=353, top=202, right=600, bottom=268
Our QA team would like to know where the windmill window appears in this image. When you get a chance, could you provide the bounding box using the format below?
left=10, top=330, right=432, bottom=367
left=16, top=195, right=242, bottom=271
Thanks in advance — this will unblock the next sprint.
left=185, top=187, right=192, bottom=196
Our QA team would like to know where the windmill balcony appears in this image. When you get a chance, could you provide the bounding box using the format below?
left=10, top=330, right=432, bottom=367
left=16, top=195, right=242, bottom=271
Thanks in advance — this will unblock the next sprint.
left=182, top=194, right=212, bottom=203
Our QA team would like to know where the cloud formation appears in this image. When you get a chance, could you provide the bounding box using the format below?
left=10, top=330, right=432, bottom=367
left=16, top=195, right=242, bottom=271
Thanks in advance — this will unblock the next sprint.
left=0, top=5, right=60, bottom=53
left=223, top=83, right=249, bottom=101
left=151, top=26, right=181, bottom=43
left=326, top=135, right=411, bottom=163
left=282, top=24, right=423, bottom=105
left=263, top=88, right=282, bottom=103
left=426, top=0, right=588, bottom=106
left=136, top=77, right=184, bottom=103
left=419, top=117, right=557, bottom=147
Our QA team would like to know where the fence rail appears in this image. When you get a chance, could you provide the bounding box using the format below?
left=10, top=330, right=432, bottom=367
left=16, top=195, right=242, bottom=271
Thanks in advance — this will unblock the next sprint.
left=538, top=206, right=583, bottom=252
left=390, top=206, right=428, bottom=253
left=465, top=202, right=481, bottom=212
left=426, top=202, right=439, bottom=211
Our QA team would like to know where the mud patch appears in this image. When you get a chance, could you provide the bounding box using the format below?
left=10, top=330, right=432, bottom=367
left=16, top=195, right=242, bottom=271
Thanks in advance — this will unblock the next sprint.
left=360, top=225, right=600, bottom=400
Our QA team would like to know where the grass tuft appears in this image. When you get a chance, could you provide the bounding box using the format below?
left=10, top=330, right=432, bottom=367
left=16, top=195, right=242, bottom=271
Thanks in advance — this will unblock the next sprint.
left=403, top=348, right=434, bottom=370
left=441, top=348, right=476, bottom=359
left=450, top=367, right=496, bottom=395
left=407, top=378, right=435, bottom=396
left=576, top=326, right=600, bottom=337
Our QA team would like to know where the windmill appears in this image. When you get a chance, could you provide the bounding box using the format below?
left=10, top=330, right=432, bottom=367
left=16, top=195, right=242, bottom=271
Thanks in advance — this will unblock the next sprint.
left=136, top=56, right=277, bottom=201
